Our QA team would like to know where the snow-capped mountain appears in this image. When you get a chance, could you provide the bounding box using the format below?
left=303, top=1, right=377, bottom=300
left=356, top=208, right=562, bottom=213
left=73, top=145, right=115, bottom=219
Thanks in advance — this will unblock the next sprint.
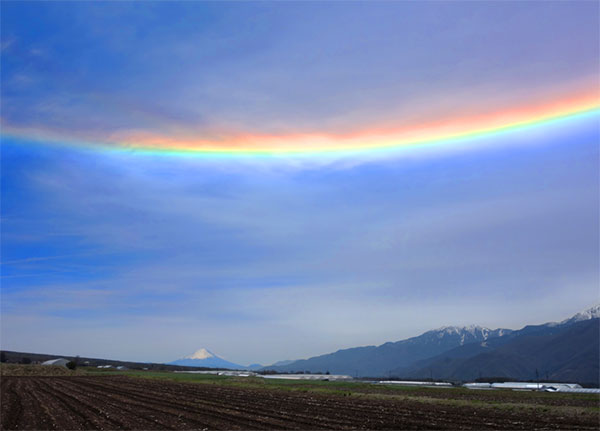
left=398, top=306, right=599, bottom=384
left=264, top=325, right=513, bottom=376
left=168, top=348, right=245, bottom=369
left=425, top=325, right=512, bottom=346
left=560, top=304, right=600, bottom=326
left=184, top=348, right=217, bottom=360
left=265, top=305, right=598, bottom=379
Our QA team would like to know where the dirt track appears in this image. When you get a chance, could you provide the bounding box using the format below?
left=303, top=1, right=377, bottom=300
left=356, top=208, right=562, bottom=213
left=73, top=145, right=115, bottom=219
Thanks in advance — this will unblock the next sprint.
left=1, top=376, right=598, bottom=430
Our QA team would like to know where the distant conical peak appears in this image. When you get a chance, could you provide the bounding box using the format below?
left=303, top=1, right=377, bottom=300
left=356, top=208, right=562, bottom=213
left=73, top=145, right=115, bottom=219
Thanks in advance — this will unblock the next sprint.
left=185, top=348, right=217, bottom=360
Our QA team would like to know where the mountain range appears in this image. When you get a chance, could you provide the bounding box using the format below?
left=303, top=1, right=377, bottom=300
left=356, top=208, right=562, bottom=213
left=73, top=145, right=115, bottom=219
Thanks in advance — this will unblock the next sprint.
left=395, top=317, right=598, bottom=383
left=168, top=305, right=599, bottom=384
left=262, top=305, right=599, bottom=384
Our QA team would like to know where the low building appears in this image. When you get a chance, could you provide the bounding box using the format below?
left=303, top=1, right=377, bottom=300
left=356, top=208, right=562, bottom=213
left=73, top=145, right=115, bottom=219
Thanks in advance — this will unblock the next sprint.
left=464, top=382, right=586, bottom=391
left=542, top=384, right=598, bottom=393
left=262, top=374, right=352, bottom=381
left=379, top=380, right=452, bottom=387
left=41, top=358, right=70, bottom=367
left=463, top=382, right=493, bottom=389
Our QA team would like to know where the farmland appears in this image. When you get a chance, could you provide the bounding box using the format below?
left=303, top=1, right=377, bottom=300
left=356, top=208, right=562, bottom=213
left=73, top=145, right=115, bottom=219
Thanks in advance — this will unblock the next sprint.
left=1, top=368, right=599, bottom=430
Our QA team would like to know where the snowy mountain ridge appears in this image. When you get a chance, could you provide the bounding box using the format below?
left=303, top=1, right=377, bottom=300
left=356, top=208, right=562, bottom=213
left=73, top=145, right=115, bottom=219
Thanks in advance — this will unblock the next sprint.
left=264, top=304, right=598, bottom=377
left=560, top=304, right=600, bottom=325
left=426, top=325, right=512, bottom=345
left=169, top=348, right=263, bottom=371
left=428, top=304, right=600, bottom=342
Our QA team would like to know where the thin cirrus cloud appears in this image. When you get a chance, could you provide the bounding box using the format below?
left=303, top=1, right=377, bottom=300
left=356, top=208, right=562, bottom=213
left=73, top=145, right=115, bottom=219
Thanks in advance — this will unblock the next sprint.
left=1, top=2, right=599, bottom=150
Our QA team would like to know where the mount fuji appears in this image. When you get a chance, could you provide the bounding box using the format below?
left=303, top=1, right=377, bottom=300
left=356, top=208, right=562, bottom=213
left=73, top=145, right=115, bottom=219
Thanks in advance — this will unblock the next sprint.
left=168, top=348, right=248, bottom=369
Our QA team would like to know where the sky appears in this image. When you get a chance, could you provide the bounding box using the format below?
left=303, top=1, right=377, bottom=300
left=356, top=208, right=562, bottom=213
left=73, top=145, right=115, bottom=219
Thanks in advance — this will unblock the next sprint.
left=1, top=2, right=599, bottom=366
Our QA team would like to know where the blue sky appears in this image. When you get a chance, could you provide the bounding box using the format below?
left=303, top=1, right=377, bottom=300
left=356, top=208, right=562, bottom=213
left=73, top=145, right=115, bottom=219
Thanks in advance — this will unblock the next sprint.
left=1, top=2, right=598, bottom=365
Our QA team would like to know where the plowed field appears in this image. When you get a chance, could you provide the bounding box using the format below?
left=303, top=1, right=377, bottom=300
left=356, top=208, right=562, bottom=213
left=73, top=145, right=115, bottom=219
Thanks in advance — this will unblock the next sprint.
left=1, top=376, right=597, bottom=430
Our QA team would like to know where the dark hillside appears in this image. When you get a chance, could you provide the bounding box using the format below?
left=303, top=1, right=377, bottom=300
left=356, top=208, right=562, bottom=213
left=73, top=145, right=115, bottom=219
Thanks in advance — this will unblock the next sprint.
left=401, top=319, right=599, bottom=385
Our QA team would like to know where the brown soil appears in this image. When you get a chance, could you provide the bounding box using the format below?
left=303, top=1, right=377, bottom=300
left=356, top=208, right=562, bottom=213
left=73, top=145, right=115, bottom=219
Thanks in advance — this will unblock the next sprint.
left=1, top=376, right=598, bottom=430
left=346, top=384, right=600, bottom=408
